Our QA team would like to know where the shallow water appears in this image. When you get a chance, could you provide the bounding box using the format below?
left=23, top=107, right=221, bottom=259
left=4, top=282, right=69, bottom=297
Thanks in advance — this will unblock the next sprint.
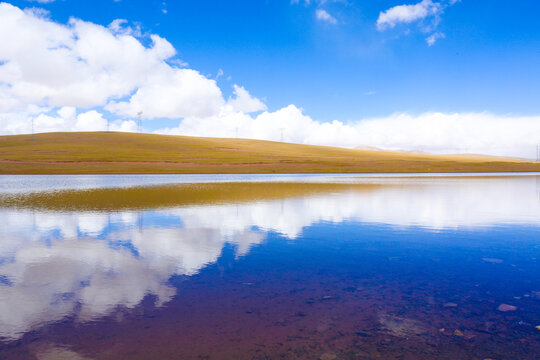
left=0, top=175, right=539, bottom=359
left=1, top=172, right=539, bottom=194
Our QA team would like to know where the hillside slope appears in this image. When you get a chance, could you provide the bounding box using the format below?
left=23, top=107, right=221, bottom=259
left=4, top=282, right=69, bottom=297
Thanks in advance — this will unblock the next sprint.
left=0, top=132, right=539, bottom=174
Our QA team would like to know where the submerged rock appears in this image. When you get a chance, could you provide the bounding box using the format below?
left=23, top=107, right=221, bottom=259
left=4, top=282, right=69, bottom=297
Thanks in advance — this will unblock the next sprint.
left=378, top=314, right=428, bottom=337
left=497, top=304, right=517, bottom=312
left=536, top=325, right=540, bottom=332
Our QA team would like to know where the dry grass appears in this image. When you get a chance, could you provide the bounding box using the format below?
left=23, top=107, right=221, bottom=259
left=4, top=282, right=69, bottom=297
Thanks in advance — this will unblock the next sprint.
left=0, top=182, right=383, bottom=211
left=0, top=131, right=539, bottom=174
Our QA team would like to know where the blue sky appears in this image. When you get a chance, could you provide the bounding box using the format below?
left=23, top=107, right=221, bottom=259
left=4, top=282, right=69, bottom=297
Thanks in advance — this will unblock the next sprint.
left=14, top=0, right=538, bottom=120
left=0, top=0, right=539, bottom=156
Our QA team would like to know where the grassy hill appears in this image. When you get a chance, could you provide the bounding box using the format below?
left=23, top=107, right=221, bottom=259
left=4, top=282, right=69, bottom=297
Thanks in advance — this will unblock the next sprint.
left=0, top=131, right=539, bottom=174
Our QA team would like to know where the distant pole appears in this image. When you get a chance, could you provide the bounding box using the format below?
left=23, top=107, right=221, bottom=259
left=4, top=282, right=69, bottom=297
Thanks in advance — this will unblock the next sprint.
left=31, top=118, right=34, bottom=140
left=137, top=111, right=143, bottom=133
left=106, top=119, right=110, bottom=132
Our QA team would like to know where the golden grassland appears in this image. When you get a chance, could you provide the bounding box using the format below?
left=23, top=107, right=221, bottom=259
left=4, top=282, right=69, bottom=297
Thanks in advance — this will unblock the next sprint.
left=1, top=131, right=539, bottom=174
left=0, top=182, right=384, bottom=211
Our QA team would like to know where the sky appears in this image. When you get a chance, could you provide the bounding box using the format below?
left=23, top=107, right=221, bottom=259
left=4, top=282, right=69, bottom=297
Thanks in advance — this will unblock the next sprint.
left=0, top=0, right=539, bottom=157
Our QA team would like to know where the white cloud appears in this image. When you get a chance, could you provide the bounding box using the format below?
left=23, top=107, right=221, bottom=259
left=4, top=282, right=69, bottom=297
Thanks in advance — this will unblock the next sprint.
left=0, top=107, right=134, bottom=134
left=73, top=110, right=108, bottom=132
left=377, top=0, right=441, bottom=31
left=227, top=85, right=267, bottom=113
left=376, top=0, right=460, bottom=46
left=107, top=18, right=142, bottom=37
left=158, top=109, right=540, bottom=159
left=315, top=9, right=337, bottom=24
left=426, top=31, right=445, bottom=46
left=110, top=119, right=138, bottom=132
left=0, top=3, right=222, bottom=121
left=105, top=68, right=224, bottom=119
left=0, top=4, right=179, bottom=109
left=215, top=68, right=224, bottom=80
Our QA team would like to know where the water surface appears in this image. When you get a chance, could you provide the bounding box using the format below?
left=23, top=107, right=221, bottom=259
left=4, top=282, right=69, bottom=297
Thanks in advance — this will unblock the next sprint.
left=0, top=175, right=539, bottom=359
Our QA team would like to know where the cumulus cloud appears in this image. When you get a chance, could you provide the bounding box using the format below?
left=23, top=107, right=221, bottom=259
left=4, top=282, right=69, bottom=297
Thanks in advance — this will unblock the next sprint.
left=226, top=85, right=267, bottom=113
left=315, top=9, right=337, bottom=24
left=0, top=3, right=224, bottom=122
left=105, top=68, right=224, bottom=119
left=0, top=4, right=178, bottom=109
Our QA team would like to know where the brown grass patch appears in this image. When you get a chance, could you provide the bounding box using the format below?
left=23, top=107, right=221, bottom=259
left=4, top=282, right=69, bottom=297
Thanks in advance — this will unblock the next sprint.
left=1, top=132, right=539, bottom=174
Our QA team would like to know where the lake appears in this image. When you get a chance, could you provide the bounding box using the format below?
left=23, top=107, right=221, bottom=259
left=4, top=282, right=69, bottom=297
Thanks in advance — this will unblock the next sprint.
left=0, top=174, right=539, bottom=359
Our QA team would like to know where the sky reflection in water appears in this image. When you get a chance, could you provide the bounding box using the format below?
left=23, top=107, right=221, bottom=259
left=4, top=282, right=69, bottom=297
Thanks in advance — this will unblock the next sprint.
left=0, top=175, right=539, bottom=359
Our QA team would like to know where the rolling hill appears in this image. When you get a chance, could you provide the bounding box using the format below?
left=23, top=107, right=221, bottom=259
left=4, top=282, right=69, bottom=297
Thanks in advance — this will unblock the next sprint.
left=0, top=132, right=539, bottom=174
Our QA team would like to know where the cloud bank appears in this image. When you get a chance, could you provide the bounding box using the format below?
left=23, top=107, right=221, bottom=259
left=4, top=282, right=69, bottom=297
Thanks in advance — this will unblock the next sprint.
left=0, top=2, right=539, bottom=159
left=159, top=109, right=540, bottom=159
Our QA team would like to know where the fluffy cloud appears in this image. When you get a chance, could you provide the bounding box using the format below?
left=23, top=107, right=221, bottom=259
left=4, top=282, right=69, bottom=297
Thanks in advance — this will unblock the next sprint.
left=377, top=0, right=441, bottom=30
left=0, top=4, right=175, bottom=108
left=0, top=3, right=225, bottom=122
left=105, top=68, right=224, bottom=119
left=315, top=9, right=337, bottom=24
left=226, top=85, right=267, bottom=113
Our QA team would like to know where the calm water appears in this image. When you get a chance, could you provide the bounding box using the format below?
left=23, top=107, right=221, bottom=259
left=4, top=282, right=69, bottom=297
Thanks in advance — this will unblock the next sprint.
left=0, top=175, right=539, bottom=359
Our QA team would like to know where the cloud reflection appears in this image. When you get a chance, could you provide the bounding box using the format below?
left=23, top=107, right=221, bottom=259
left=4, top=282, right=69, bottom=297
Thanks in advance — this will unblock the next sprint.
left=1, top=176, right=539, bottom=339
